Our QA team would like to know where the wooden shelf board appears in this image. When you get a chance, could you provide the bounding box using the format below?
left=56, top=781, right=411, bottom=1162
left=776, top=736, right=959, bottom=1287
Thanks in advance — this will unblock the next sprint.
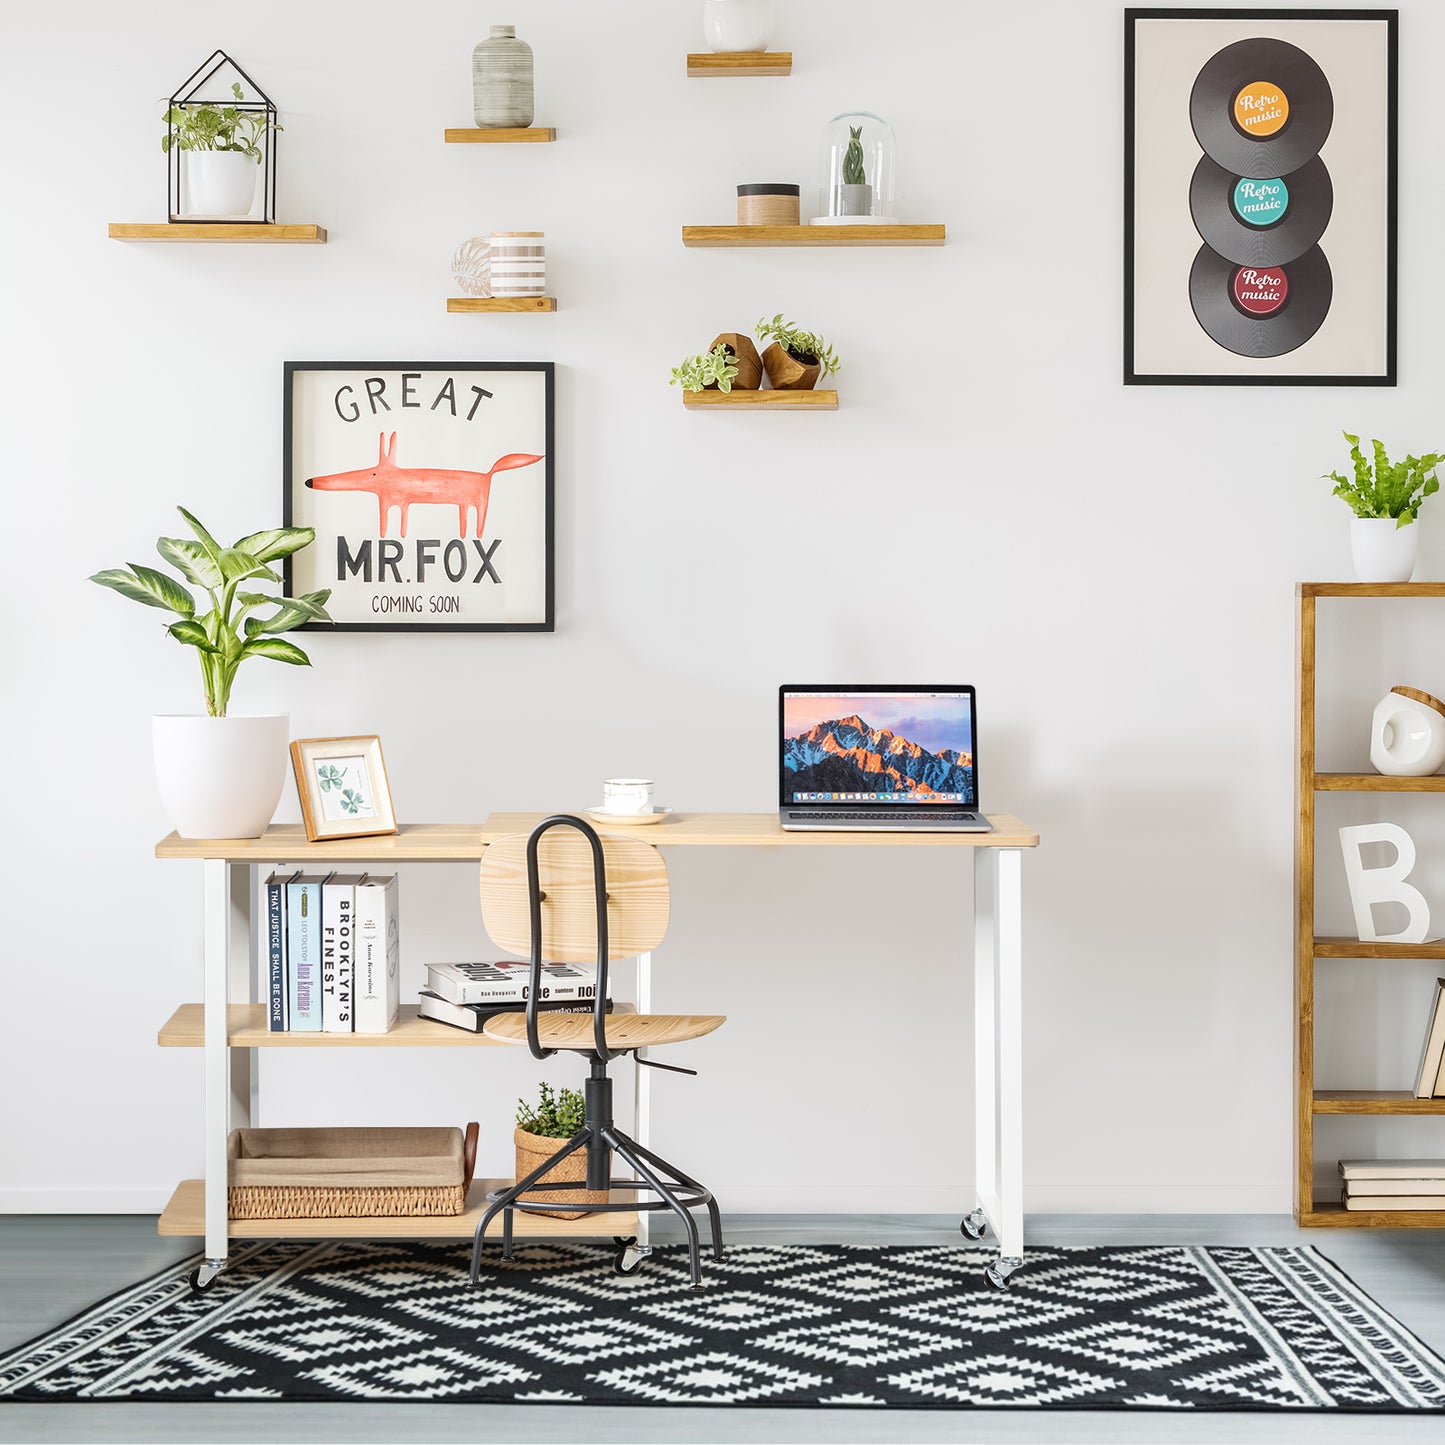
left=1299, top=582, right=1445, bottom=598
left=1303, top=1201, right=1445, bottom=1228
left=108, top=223, right=326, bottom=244
left=444, top=127, right=555, bottom=143
left=686, top=51, right=792, bottom=77
left=682, top=224, right=945, bottom=248
left=1313, top=1090, right=1445, bottom=1115
left=683, top=389, right=837, bottom=410
left=1315, top=936, right=1445, bottom=959
left=1315, top=772, right=1445, bottom=792
left=158, top=1179, right=638, bottom=1239
left=448, top=297, right=556, bottom=313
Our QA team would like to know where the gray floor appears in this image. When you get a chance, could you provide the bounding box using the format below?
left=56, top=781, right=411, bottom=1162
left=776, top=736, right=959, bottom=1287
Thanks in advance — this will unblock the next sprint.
left=3, top=1214, right=1444, bottom=1444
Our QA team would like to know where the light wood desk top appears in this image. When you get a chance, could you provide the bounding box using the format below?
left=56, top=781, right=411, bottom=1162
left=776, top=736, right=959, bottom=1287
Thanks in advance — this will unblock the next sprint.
left=155, top=813, right=1038, bottom=861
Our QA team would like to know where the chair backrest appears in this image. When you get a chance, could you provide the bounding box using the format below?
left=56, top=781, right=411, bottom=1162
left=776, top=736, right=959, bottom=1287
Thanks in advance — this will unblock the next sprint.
left=478, top=827, right=670, bottom=963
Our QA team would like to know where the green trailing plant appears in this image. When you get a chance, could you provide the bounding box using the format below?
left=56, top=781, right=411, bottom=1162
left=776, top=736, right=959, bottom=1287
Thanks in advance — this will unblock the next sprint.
left=89, top=508, right=332, bottom=717
left=161, top=82, right=279, bottom=161
left=755, top=313, right=842, bottom=378
left=1325, top=432, right=1445, bottom=528
left=516, top=1082, right=586, bottom=1139
left=669, top=342, right=740, bottom=392
left=842, top=124, right=867, bottom=186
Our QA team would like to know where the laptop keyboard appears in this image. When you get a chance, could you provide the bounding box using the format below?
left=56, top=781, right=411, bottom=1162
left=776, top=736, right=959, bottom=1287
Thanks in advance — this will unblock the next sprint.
left=789, top=811, right=970, bottom=821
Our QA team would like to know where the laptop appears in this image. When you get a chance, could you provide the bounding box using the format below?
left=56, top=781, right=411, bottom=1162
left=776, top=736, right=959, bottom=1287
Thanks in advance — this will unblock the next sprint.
left=779, top=685, right=991, bottom=832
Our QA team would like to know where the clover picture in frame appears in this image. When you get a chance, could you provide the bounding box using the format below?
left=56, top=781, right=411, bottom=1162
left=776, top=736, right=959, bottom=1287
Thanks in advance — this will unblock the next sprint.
left=290, top=736, right=397, bottom=842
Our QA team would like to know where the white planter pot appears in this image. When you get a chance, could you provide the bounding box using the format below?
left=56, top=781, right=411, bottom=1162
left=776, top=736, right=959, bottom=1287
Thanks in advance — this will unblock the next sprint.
left=153, top=715, right=289, bottom=839
left=703, top=0, right=773, bottom=53
left=181, top=151, right=259, bottom=219
left=1350, top=516, right=1419, bottom=584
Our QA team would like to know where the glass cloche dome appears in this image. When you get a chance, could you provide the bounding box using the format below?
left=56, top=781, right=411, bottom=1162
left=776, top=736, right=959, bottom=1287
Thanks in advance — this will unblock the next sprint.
left=811, top=110, right=897, bottom=225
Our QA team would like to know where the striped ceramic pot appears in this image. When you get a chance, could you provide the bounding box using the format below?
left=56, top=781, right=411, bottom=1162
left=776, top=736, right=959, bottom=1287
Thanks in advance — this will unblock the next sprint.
left=472, top=25, right=534, bottom=128
left=488, top=232, right=545, bottom=297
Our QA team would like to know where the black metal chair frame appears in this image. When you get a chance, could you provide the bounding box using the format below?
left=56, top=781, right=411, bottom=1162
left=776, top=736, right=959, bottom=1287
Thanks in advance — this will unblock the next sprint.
left=470, top=814, right=723, bottom=1286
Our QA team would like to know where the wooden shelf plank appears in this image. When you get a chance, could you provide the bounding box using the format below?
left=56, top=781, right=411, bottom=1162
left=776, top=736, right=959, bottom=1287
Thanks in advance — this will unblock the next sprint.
left=158, top=1179, right=638, bottom=1239
left=160, top=1003, right=525, bottom=1048
left=109, top=223, right=326, bottom=244
left=1313, top=1090, right=1445, bottom=1115
left=682, top=224, right=945, bottom=248
left=1298, top=582, right=1445, bottom=598
left=448, top=297, right=556, bottom=313
left=444, top=127, right=555, bottom=143
left=683, top=389, right=837, bottom=411
left=1303, top=1201, right=1445, bottom=1228
left=687, top=51, right=792, bottom=77
left=1315, top=773, right=1445, bottom=791
left=1315, top=937, right=1445, bottom=959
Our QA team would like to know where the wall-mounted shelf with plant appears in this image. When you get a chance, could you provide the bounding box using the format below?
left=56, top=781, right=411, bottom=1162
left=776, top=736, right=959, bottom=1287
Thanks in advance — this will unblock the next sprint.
left=686, top=51, right=791, bottom=76
left=671, top=319, right=841, bottom=409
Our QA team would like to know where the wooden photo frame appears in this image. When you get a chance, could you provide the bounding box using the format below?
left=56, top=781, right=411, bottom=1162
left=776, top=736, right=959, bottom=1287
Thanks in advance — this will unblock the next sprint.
left=290, top=736, right=398, bottom=842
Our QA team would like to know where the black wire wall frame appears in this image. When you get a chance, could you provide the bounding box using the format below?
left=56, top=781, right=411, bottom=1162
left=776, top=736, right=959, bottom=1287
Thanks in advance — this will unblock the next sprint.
left=167, top=50, right=277, bottom=224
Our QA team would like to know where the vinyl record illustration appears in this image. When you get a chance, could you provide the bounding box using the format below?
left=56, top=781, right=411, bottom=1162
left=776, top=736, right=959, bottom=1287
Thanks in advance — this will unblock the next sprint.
left=1188, top=154, right=1332, bottom=266
left=1188, top=243, right=1332, bottom=358
left=1189, top=37, right=1333, bottom=178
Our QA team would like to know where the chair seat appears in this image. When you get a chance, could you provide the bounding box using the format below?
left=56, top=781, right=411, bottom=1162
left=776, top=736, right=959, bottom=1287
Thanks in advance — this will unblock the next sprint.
left=481, top=1011, right=726, bottom=1050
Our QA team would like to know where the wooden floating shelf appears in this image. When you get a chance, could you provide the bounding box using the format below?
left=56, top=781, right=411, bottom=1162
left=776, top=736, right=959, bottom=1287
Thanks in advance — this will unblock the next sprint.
left=1303, top=1201, right=1445, bottom=1228
left=447, top=297, right=556, bottom=313
left=444, top=127, right=555, bottom=143
left=1315, top=937, right=1445, bottom=959
left=1313, top=1090, right=1445, bottom=1115
left=158, top=1179, right=638, bottom=1240
left=687, top=51, right=792, bottom=77
left=108, top=223, right=326, bottom=244
left=682, top=224, right=945, bottom=248
left=684, top=389, right=837, bottom=411
left=1315, top=773, right=1445, bottom=792
left=1299, top=582, right=1445, bottom=598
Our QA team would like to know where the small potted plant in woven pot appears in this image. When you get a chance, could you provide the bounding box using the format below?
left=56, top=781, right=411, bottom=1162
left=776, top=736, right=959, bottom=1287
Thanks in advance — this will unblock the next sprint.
left=755, top=313, right=842, bottom=390
left=515, top=1083, right=609, bottom=1220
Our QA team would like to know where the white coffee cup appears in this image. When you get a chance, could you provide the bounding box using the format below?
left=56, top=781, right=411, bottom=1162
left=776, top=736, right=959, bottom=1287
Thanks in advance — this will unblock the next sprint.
left=1371, top=687, right=1445, bottom=776
left=602, top=778, right=654, bottom=815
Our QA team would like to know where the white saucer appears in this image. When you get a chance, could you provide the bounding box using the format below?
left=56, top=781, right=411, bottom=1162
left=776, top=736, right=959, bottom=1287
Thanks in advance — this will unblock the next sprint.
left=585, top=807, right=674, bottom=827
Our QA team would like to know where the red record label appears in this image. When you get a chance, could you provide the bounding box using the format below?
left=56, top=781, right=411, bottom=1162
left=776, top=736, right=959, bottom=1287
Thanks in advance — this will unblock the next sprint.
left=1232, top=265, right=1289, bottom=315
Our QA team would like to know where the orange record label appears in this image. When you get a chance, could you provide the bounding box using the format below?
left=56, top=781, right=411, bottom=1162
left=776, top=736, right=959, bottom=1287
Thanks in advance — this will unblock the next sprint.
left=1233, top=82, right=1289, bottom=137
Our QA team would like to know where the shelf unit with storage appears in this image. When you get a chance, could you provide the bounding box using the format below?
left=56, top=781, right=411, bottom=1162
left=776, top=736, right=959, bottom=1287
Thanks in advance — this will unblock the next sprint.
left=1295, top=581, right=1445, bottom=1228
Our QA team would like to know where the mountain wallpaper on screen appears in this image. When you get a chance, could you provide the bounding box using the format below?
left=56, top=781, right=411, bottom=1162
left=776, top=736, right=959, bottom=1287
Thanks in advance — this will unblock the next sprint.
left=784, top=715, right=974, bottom=796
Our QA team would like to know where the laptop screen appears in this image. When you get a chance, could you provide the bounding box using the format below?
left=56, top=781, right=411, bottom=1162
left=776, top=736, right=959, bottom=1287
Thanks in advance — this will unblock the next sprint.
left=780, top=688, right=976, bottom=807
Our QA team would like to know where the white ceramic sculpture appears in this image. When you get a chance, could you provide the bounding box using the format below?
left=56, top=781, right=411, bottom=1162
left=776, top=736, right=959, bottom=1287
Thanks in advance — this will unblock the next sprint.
left=1370, top=687, right=1445, bottom=777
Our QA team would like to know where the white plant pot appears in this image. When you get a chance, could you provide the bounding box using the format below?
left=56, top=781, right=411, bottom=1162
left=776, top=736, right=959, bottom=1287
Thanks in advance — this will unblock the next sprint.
left=1350, top=516, right=1419, bottom=584
left=180, top=151, right=259, bottom=219
left=153, top=715, right=289, bottom=839
left=702, top=0, right=773, bottom=52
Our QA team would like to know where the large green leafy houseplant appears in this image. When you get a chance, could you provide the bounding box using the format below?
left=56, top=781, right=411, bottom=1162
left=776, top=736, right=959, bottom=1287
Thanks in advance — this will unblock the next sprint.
left=90, top=508, right=331, bottom=716
left=1326, top=432, right=1444, bottom=528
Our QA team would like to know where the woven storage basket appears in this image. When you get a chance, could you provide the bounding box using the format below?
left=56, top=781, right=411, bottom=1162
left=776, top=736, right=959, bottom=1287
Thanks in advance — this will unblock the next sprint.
left=227, top=1123, right=478, bottom=1220
left=514, top=1125, right=611, bottom=1220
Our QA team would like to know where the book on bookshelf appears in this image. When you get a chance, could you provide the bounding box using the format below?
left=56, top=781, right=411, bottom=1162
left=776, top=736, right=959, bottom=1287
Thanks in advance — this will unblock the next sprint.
left=425, top=959, right=604, bottom=1005
left=264, top=870, right=298, bottom=1031
left=321, top=874, right=365, bottom=1034
left=1343, top=1194, right=1445, bottom=1210
left=286, top=872, right=332, bottom=1032
left=1414, top=980, right=1445, bottom=1098
left=354, top=874, right=400, bottom=1034
left=1339, top=1158, right=1445, bottom=1181
left=416, top=990, right=615, bottom=1034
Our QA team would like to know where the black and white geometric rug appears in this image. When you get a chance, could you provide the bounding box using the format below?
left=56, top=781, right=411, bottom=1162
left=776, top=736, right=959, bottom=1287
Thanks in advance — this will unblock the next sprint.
left=3, top=1241, right=1444, bottom=1411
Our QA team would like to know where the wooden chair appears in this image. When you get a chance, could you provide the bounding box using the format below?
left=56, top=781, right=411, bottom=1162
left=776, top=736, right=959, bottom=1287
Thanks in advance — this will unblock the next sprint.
left=469, top=814, right=726, bottom=1286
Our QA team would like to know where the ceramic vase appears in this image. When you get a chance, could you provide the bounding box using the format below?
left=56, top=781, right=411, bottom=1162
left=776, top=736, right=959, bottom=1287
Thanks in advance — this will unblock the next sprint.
left=152, top=714, right=289, bottom=839
left=473, top=24, right=534, bottom=128
left=1370, top=687, right=1445, bottom=776
left=702, top=0, right=774, bottom=53
left=1350, top=516, right=1419, bottom=583
left=181, top=151, right=259, bottom=219
left=487, top=232, right=545, bottom=296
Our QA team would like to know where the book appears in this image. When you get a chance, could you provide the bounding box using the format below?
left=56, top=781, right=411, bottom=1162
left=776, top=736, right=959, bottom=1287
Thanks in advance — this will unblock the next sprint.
left=1343, top=1194, right=1445, bottom=1210
left=286, top=873, right=332, bottom=1032
left=416, top=989, right=615, bottom=1034
left=1345, top=1178, right=1445, bottom=1197
left=354, top=874, right=400, bottom=1034
left=263, top=870, right=298, bottom=1031
left=1339, top=1158, right=1445, bottom=1182
left=425, top=959, right=604, bottom=1005
left=321, top=874, right=365, bottom=1034
left=1415, top=980, right=1445, bottom=1097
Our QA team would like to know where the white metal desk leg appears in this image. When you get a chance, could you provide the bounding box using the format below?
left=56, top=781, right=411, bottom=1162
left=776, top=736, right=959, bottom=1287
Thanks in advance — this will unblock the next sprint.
left=632, top=950, right=653, bottom=1251
left=989, top=848, right=1025, bottom=1286
left=200, top=859, right=237, bottom=1287
left=965, top=850, right=997, bottom=1247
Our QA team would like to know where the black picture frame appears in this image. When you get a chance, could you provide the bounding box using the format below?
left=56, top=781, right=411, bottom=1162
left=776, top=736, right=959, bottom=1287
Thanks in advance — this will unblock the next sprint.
left=282, top=361, right=555, bottom=632
left=1124, top=8, right=1398, bottom=386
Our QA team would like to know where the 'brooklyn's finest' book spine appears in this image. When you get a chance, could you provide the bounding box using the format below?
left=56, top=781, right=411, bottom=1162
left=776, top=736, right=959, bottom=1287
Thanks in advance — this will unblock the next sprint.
left=354, top=874, right=400, bottom=1034
left=286, top=873, right=333, bottom=1032
left=322, top=874, right=365, bottom=1034
left=264, top=870, right=296, bottom=1031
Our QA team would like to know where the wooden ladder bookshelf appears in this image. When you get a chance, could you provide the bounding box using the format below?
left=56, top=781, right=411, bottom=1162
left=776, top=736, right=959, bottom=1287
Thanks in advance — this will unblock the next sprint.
left=1296, top=581, right=1445, bottom=1228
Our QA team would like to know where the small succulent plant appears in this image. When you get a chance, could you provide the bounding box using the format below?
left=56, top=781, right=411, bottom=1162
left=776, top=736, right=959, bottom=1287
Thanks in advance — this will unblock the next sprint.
left=669, top=343, right=741, bottom=393
left=755, top=314, right=842, bottom=379
left=842, top=124, right=867, bottom=186
left=517, top=1082, right=586, bottom=1139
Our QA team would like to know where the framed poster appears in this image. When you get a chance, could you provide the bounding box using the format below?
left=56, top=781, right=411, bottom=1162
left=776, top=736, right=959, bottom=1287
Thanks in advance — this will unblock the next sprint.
left=1125, top=9, right=1397, bottom=385
left=283, top=362, right=554, bottom=630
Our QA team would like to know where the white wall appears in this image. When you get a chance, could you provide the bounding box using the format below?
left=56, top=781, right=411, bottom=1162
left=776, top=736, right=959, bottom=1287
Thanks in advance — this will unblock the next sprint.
left=5, top=0, right=1445, bottom=1216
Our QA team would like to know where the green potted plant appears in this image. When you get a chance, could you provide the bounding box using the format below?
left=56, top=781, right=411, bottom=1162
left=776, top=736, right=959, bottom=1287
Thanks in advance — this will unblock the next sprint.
left=514, top=1083, right=608, bottom=1220
left=838, top=124, right=871, bottom=216
left=1324, top=432, right=1445, bottom=583
left=707, top=333, right=763, bottom=391
left=90, top=507, right=331, bottom=839
left=755, top=314, right=842, bottom=390
left=669, top=343, right=741, bottom=396
left=163, top=82, right=279, bottom=219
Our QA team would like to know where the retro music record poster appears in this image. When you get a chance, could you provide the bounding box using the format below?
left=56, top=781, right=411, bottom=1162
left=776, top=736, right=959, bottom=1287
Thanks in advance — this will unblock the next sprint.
left=1125, top=9, right=1397, bottom=385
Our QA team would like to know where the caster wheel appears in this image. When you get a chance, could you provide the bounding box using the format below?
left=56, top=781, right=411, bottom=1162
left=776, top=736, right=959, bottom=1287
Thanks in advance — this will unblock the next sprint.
left=613, top=1245, right=644, bottom=1276
left=961, top=1210, right=987, bottom=1241
left=985, top=1265, right=1008, bottom=1290
left=188, top=1267, right=219, bottom=1295
left=613, top=1235, right=637, bottom=1249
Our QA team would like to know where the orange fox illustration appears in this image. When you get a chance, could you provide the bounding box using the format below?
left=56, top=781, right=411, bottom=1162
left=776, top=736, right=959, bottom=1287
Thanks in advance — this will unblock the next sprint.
left=305, top=432, right=544, bottom=539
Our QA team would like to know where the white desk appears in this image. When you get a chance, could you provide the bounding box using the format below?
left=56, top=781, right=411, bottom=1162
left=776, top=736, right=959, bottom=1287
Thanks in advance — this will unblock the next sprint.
left=156, top=811, right=1039, bottom=1289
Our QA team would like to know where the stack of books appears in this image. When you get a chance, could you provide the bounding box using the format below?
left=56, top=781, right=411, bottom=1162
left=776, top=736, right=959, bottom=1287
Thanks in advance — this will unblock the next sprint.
left=264, top=871, right=400, bottom=1035
left=1339, top=1159, right=1445, bottom=1211
left=1413, top=978, right=1445, bottom=1097
left=418, top=959, right=611, bottom=1033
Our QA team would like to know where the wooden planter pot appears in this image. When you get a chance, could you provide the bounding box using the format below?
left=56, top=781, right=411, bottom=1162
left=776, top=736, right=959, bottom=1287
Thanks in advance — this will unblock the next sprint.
left=708, top=333, right=763, bottom=391
left=514, top=1126, right=610, bottom=1220
left=762, top=341, right=821, bottom=390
